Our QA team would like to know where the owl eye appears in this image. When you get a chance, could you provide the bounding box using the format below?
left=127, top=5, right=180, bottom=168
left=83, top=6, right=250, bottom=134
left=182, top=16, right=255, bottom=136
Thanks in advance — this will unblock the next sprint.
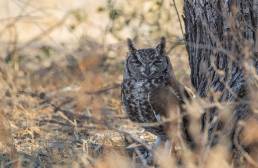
left=130, top=59, right=142, bottom=66
left=154, top=60, right=163, bottom=65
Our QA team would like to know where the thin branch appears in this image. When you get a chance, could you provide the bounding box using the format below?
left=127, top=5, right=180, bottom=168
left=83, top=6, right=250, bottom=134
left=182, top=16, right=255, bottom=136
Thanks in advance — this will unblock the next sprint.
left=16, top=13, right=70, bottom=52
left=85, top=83, right=120, bottom=95
left=170, top=0, right=185, bottom=37
left=234, top=123, right=258, bottom=168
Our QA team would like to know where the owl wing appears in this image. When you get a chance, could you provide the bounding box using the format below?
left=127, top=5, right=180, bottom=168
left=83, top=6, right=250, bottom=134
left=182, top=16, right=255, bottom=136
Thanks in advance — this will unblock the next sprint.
left=121, top=81, right=134, bottom=118
left=149, top=82, right=194, bottom=123
left=121, top=82, right=128, bottom=112
left=149, top=86, right=181, bottom=119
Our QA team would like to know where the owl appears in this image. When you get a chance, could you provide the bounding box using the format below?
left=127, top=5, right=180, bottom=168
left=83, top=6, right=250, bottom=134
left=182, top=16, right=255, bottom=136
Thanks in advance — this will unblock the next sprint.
left=121, top=37, right=194, bottom=147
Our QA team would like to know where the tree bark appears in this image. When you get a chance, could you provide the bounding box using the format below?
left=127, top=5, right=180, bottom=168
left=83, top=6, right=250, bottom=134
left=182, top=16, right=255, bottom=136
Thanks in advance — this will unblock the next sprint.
left=183, top=0, right=258, bottom=155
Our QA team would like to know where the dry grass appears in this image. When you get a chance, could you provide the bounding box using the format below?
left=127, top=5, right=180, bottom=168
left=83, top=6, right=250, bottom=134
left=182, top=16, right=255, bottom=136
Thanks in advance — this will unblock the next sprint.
left=0, top=0, right=257, bottom=168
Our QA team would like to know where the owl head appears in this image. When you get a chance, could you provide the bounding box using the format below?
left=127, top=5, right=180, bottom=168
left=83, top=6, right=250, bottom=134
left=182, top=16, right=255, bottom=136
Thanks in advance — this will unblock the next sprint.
left=124, top=37, right=172, bottom=79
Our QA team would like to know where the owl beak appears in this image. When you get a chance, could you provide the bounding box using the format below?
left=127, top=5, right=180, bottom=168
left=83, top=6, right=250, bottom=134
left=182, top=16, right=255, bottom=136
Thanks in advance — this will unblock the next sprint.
left=143, top=67, right=151, bottom=76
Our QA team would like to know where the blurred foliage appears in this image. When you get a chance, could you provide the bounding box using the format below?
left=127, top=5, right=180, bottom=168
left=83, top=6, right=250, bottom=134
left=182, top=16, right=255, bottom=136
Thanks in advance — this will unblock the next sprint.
left=0, top=1, right=192, bottom=167
left=98, top=0, right=182, bottom=42
left=68, top=9, right=88, bottom=32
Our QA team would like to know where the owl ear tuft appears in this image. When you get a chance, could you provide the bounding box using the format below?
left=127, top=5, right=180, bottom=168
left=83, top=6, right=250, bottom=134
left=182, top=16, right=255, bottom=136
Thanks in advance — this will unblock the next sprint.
left=127, top=38, right=136, bottom=53
left=156, top=37, right=166, bottom=55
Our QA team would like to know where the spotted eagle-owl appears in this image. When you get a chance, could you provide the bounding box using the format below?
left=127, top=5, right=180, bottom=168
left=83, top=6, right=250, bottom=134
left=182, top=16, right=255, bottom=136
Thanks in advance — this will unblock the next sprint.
left=121, top=37, right=193, bottom=145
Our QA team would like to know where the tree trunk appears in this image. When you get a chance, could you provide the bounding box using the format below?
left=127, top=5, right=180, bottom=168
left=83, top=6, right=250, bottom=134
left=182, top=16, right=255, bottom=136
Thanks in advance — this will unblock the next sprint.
left=183, top=0, right=258, bottom=160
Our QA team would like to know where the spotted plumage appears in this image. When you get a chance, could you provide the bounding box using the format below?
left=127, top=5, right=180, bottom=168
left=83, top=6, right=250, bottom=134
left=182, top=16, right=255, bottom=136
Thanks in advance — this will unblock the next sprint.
left=121, top=38, right=192, bottom=142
